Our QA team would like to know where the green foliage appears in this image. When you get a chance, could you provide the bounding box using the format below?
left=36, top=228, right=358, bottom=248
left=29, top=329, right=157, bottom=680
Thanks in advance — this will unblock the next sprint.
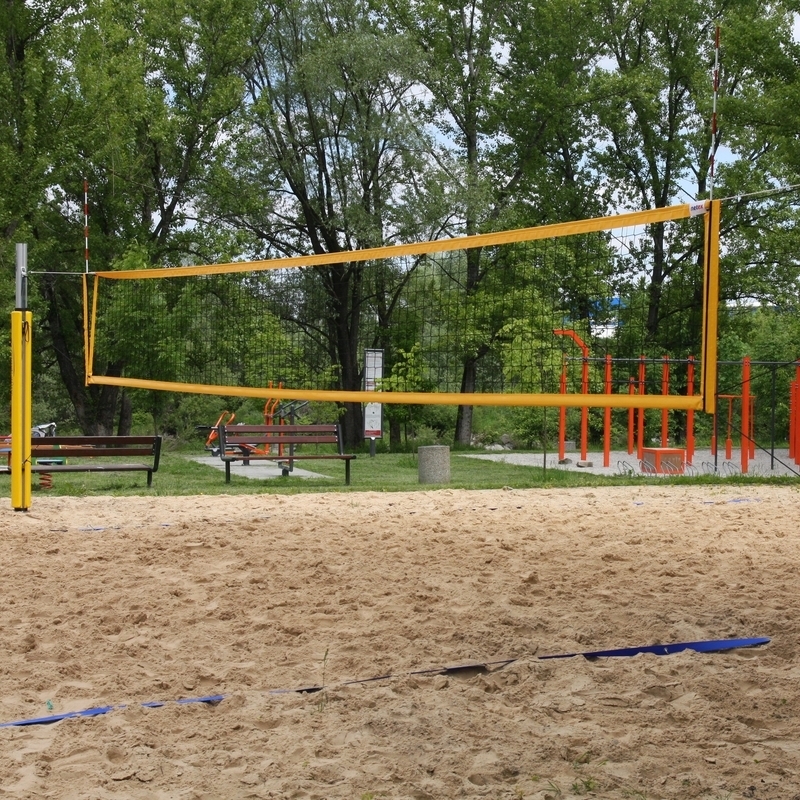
left=2, top=0, right=800, bottom=443
left=511, top=406, right=560, bottom=450
left=380, top=344, right=453, bottom=443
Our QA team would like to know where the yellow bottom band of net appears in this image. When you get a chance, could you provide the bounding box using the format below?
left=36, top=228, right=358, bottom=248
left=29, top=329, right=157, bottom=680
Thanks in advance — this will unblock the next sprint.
left=88, top=375, right=704, bottom=411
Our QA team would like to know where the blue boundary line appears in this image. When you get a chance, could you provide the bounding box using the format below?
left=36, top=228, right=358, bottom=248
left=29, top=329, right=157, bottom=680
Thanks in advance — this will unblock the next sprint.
left=0, top=637, right=769, bottom=728
left=0, top=695, right=225, bottom=728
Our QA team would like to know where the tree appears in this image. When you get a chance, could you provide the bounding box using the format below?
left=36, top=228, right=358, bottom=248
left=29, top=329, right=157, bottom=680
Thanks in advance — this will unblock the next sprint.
left=0, top=0, right=254, bottom=434
left=590, top=0, right=799, bottom=352
left=711, top=2, right=800, bottom=313
left=589, top=0, right=713, bottom=347
left=207, top=0, right=430, bottom=447
left=381, top=0, right=605, bottom=445
left=0, top=1, right=88, bottom=430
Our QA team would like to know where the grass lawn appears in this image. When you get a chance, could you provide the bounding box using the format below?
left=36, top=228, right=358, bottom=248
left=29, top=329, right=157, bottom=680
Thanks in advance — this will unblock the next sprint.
left=2, top=442, right=797, bottom=497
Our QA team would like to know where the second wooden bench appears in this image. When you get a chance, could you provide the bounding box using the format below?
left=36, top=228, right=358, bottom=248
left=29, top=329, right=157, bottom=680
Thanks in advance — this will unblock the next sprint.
left=217, top=424, right=355, bottom=485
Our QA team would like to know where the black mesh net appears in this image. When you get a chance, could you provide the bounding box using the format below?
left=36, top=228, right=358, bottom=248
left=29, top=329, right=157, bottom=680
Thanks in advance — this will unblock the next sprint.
left=90, top=212, right=708, bottom=401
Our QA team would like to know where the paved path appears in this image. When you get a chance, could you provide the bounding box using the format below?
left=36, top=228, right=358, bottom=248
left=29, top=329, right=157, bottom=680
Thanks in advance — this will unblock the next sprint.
left=190, top=455, right=326, bottom=480
left=192, top=448, right=799, bottom=483
left=462, top=447, right=800, bottom=478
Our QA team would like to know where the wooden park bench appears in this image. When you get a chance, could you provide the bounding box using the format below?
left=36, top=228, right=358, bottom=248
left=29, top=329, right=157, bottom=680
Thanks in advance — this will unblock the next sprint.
left=1, top=435, right=162, bottom=487
left=217, top=423, right=356, bottom=485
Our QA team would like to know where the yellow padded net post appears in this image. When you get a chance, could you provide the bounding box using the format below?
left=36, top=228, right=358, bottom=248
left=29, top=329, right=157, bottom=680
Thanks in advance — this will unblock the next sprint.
left=11, top=243, right=32, bottom=511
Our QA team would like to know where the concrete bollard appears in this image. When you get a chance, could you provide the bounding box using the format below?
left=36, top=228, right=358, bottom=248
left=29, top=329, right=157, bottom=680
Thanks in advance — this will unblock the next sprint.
left=418, top=445, right=451, bottom=484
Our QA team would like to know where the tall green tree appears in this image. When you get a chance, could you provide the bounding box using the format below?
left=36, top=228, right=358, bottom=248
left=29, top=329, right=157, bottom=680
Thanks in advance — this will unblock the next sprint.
left=380, top=0, right=606, bottom=444
left=712, top=2, right=800, bottom=313
left=1, top=0, right=253, bottom=434
left=590, top=0, right=799, bottom=353
left=207, top=0, right=430, bottom=446
left=0, top=0, right=85, bottom=430
left=379, top=0, right=504, bottom=445
left=589, top=0, right=713, bottom=347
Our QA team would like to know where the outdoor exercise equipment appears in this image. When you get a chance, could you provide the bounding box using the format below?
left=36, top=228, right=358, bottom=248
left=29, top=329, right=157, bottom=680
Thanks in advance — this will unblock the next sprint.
left=554, top=329, right=589, bottom=462
left=201, top=383, right=287, bottom=457
left=556, top=347, right=797, bottom=476
left=557, top=346, right=697, bottom=471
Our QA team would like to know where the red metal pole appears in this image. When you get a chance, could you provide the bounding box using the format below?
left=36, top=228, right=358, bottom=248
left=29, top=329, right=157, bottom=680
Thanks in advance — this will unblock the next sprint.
left=637, top=356, right=646, bottom=461
left=789, top=362, right=800, bottom=462
left=794, top=380, right=800, bottom=465
left=553, top=330, right=590, bottom=462
left=558, top=363, right=567, bottom=462
left=741, top=357, right=750, bottom=474
left=794, top=362, right=800, bottom=463
left=790, top=379, right=795, bottom=462
left=725, top=396, right=733, bottom=461
left=794, top=361, right=800, bottom=464
left=686, top=356, right=695, bottom=464
left=628, top=378, right=635, bottom=455
left=603, top=354, right=612, bottom=467
left=790, top=364, right=799, bottom=462
left=580, top=354, right=589, bottom=462
left=661, top=356, right=670, bottom=446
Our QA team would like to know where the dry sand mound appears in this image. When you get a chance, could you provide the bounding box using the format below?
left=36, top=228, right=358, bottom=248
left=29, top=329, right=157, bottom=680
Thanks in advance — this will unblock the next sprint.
left=0, top=485, right=798, bottom=798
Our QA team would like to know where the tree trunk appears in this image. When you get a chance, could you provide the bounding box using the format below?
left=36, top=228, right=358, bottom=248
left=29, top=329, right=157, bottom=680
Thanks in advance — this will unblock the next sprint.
left=326, top=263, right=364, bottom=448
left=341, top=402, right=363, bottom=450
left=117, top=391, right=132, bottom=435
left=454, top=357, right=477, bottom=447
left=454, top=243, right=483, bottom=446
left=389, top=418, right=401, bottom=449
left=646, top=221, right=666, bottom=340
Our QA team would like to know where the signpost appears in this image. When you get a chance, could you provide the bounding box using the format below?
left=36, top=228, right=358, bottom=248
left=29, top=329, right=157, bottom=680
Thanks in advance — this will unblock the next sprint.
left=363, top=349, right=383, bottom=456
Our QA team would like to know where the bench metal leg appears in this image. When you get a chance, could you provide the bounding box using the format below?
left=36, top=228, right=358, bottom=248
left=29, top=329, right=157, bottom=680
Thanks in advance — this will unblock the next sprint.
left=225, top=462, right=231, bottom=483
left=345, top=459, right=351, bottom=486
left=147, top=470, right=153, bottom=488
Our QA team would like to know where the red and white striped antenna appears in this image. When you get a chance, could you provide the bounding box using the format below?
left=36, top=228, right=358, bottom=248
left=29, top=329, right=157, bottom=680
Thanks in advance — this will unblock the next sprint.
left=709, top=24, right=720, bottom=200
left=83, top=177, right=89, bottom=273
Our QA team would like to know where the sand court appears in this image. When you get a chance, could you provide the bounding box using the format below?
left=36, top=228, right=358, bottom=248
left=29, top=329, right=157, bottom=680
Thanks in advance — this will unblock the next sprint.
left=0, top=485, right=798, bottom=798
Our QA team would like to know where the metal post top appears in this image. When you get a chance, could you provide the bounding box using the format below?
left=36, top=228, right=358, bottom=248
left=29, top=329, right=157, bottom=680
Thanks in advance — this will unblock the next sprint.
left=16, top=242, right=28, bottom=310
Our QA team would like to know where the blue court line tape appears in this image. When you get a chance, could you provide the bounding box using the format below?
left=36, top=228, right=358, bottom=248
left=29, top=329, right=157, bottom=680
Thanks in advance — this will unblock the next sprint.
left=0, top=695, right=224, bottom=729
left=0, top=638, right=769, bottom=728
left=538, top=636, right=770, bottom=660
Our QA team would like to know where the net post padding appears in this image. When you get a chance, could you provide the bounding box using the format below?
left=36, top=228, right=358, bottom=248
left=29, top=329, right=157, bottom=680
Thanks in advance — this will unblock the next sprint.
left=701, top=199, right=721, bottom=415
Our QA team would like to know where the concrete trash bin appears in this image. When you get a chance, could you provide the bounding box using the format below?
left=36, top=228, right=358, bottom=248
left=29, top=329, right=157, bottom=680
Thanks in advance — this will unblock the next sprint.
left=418, top=445, right=451, bottom=484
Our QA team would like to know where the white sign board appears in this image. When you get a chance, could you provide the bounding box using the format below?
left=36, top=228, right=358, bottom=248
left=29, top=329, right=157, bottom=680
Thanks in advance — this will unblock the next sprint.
left=364, top=403, right=382, bottom=438
left=363, top=349, right=383, bottom=438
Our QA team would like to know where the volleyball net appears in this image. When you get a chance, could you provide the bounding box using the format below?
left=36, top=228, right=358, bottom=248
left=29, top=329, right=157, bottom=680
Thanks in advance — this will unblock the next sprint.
left=84, top=200, right=720, bottom=412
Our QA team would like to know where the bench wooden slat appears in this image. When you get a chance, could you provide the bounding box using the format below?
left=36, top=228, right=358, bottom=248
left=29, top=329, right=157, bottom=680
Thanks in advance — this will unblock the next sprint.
left=31, top=447, right=157, bottom=458
left=224, top=425, right=338, bottom=433
left=222, top=435, right=339, bottom=447
left=31, top=464, right=154, bottom=473
left=30, top=436, right=159, bottom=446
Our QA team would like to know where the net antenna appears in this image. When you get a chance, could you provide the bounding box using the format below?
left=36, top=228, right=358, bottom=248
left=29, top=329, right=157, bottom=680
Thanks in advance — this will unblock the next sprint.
left=83, top=178, right=89, bottom=274
left=709, top=24, right=721, bottom=200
